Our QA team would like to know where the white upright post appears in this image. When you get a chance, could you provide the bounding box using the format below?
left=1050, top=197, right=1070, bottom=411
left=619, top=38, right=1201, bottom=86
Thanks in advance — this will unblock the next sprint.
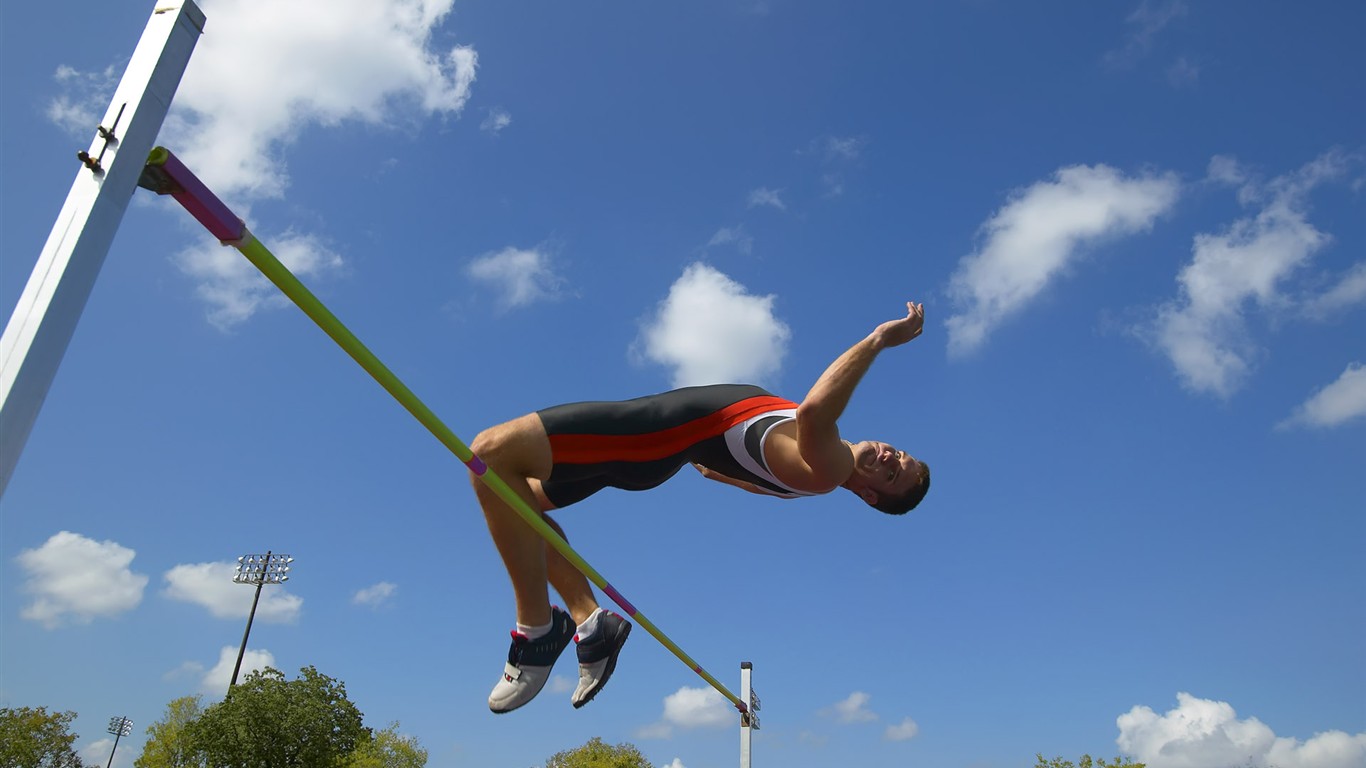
left=0, top=0, right=205, bottom=497
left=740, top=661, right=759, bottom=768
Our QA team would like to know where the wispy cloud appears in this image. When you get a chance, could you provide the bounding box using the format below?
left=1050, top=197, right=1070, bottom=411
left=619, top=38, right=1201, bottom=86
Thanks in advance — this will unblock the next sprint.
left=946, top=164, right=1179, bottom=356
left=635, top=262, right=790, bottom=388
left=747, top=187, right=786, bottom=211
left=1278, top=362, right=1366, bottom=430
left=822, top=691, right=878, bottom=723
left=352, top=581, right=398, bottom=608
left=1104, top=0, right=1189, bottom=69
left=707, top=225, right=754, bottom=255
left=636, top=686, right=732, bottom=739
left=163, top=561, right=302, bottom=622
left=16, top=531, right=148, bottom=628
left=799, top=135, right=867, bottom=197
left=1303, top=262, right=1366, bottom=319
left=465, top=245, right=568, bottom=310
left=1118, top=692, right=1366, bottom=768
left=175, top=230, right=344, bottom=330
left=45, top=64, right=120, bottom=136
left=481, top=107, right=512, bottom=135
left=1146, top=153, right=1347, bottom=398
left=884, top=716, right=920, bottom=741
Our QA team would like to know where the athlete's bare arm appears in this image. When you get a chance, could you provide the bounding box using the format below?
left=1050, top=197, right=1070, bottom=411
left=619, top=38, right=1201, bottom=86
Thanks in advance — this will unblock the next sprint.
left=785, top=302, right=925, bottom=488
left=691, top=462, right=774, bottom=496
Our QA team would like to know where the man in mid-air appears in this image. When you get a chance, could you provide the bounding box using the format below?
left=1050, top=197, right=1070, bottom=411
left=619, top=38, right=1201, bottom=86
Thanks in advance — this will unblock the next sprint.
left=469, top=301, right=931, bottom=713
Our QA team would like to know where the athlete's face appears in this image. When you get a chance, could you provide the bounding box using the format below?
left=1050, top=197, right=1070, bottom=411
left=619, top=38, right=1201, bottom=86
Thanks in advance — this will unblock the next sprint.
left=847, top=440, right=923, bottom=505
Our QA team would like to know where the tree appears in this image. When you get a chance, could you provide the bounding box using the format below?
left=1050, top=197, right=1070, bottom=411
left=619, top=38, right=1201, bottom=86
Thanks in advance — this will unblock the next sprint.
left=342, top=722, right=427, bottom=768
left=0, top=706, right=89, bottom=768
left=1034, top=755, right=1145, bottom=768
left=134, top=696, right=205, bottom=768
left=545, top=737, right=653, bottom=768
left=185, top=666, right=369, bottom=768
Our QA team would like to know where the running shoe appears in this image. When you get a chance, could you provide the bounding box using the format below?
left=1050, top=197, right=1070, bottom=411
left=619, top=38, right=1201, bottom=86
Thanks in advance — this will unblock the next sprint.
left=488, top=607, right=575, bottom=714
left=571, top=609, right=632, bottom=708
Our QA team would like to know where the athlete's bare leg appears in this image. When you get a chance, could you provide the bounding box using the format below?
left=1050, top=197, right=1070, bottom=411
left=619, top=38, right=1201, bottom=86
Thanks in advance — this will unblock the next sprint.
left=539, top=511, right=601, bottom=625
left=468, top=413, right=559, bottom=627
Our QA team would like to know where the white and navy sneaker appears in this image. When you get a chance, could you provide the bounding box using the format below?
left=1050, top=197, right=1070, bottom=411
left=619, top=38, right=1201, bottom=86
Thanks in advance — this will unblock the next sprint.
left=571, top=609, right=632, bottom=708
left=488, top=607, right=575, bottom=714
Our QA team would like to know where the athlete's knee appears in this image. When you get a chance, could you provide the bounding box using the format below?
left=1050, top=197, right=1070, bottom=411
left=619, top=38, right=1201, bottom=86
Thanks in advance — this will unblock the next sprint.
left=469, top=414, right=549, bottom=479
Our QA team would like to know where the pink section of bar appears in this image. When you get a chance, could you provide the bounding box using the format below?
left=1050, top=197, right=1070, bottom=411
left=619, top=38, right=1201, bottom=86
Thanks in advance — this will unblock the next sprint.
left=602, top=584, right=637, bottom=616
left=156, top=150, right=244, bottom=241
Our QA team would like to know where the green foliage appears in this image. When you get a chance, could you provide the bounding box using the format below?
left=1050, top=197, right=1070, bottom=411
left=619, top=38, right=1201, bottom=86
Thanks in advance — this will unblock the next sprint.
left=1034, top=754, right=1145, bottom=768
left=134, top=696, right=205, bottom=768
left=136, top=668, right=426, bottom=768
left=185, top=666, right=369, bottom=768
left=545, top=737, right=653, bottom=768
left=342, top=723, right=428, bottom=768
left=0, top=706, right=89, bottom=768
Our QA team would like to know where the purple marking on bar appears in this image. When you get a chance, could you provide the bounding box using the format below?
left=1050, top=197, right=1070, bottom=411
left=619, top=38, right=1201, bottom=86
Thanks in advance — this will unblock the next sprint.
left=602, top=584, right=637, bottom=616
left=155, top=149, right=245, bottom=242
left=735, top=702, right=749, bottom=714
left=465, top=455, right=487, bottom=475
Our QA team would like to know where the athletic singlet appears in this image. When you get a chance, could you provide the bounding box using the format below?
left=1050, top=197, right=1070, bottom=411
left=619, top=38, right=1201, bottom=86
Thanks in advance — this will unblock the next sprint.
left=721, top=408, right=816, bottom=498
left=536, top=384, right=818, bottom=508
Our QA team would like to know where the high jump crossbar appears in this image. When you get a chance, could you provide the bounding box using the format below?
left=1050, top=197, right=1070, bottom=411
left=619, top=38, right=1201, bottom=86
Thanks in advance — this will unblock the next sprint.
left=138, top=147, right=748, bottom=716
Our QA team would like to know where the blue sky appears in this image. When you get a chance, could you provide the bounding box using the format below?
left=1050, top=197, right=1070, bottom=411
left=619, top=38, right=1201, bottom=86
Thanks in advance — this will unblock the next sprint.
left=2, top=1, right=1363, bottom=767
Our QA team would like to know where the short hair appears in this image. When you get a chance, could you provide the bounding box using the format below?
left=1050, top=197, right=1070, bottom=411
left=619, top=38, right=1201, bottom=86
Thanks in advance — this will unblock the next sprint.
left=873, top=460, right=930, bottom=515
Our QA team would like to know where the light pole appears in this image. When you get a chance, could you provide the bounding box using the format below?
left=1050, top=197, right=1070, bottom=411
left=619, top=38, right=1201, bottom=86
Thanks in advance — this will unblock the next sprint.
left=230, top=551, right=293, bottom=689
left=105, top=716, right=132, bottom=768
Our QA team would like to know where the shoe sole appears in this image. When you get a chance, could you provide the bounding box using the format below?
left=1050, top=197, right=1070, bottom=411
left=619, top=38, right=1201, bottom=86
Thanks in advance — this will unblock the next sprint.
left=573, top=621, right=631, bottom=709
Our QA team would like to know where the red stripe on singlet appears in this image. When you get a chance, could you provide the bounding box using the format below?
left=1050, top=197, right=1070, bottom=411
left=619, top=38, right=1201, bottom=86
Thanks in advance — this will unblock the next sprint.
left=548, top=395, right=798, bottom=464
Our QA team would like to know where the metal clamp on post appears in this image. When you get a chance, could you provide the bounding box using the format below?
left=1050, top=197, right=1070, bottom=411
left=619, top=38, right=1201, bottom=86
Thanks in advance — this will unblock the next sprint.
left=76, top=103, right=127, bottom=175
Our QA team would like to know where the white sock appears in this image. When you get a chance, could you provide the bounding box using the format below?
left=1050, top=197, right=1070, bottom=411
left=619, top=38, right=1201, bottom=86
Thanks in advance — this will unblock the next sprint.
left=517, top=619, right=553, bottom=640
left=576, top=608, right=605, bottom=640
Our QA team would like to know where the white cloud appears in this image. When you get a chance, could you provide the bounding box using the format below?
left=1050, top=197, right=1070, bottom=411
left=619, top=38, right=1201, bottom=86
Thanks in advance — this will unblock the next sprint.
left=175, top=229, right=345, bottom=330
left=16, top=531, right=148, bottom=628
left=707, top=225, right=754, bottom=255
left=466, top=246, right=567, bottom=310
left=480, top=107, right=512, bottom=134
left=79, top=737, right=133, bottom=768
left=946, top=164, right=1179, bottom=356
left=41, top=0, right=476, bottom=326
left=162, top=0, right=476, bottom=200
left=747, top=187, right=786, bottom=211
left=1279, top=362, right=1366, bottom=430
left=637, top=686, right=733, bottom=739
left=885, top=716, right=919, bottom=741
left=1149, top=153, right=1345, bottom=397
left=1117, top=692, right=1366, bottom=768
left=661, top=760, right=686, bottom=768
left=352, top=581, right=398, bottom=607
left=635, top=262, right=791, bottom=388
left=824, top=691, right=878, bottom=724
left=163, top=561, right=302, bottom=622
left=201, top=645, right=275, bottom=696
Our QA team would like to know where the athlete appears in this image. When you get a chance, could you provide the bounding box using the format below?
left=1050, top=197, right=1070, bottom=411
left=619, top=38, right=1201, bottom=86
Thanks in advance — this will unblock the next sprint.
left=470, top=301, right=931, bottom=713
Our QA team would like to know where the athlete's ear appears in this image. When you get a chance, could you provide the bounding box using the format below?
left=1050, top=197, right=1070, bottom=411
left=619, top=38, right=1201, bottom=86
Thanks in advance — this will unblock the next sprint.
left=857, top=487, right=879, bottom=506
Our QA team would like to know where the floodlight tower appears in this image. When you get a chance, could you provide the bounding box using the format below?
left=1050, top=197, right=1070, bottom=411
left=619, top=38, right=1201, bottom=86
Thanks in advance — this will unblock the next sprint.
left=105, top=716, right=133, bottom=768
left=229, top=551, right=293, bottom=688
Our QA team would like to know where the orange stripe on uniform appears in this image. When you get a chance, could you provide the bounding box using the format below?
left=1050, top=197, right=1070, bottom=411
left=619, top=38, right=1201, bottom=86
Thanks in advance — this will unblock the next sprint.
left=548, top=396, right=797, bottom=464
